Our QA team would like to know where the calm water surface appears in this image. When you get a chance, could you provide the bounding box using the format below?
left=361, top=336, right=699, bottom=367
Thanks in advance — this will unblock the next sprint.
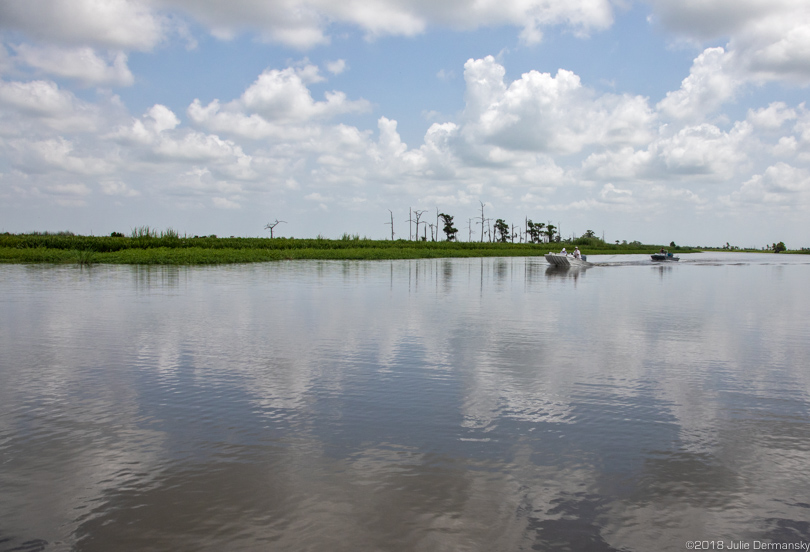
left=2, top=253, right=810, bottom=551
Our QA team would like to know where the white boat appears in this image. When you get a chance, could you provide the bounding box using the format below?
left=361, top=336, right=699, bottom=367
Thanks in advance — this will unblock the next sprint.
left=544, top=253, right=592, bottom=268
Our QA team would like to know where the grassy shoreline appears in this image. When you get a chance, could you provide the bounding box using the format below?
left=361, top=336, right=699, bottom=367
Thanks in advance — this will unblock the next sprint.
left=0, top=232, right=779, bottom=265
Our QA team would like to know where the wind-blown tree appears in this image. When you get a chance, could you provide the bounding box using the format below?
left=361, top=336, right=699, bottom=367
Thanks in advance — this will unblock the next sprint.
left=773, top=241, right=786, bottom=253
left=439, top=213, right=458, bottom=241
left=494, top=218, right=509, bottom=243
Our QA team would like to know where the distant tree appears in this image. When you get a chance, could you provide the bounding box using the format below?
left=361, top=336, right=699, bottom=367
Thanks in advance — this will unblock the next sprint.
left=413, top=210, right=427, bottom=241
left=670, top=241, right=676, bottom=247
left=773, top=241, right=786, bottom=253
left=385, top=209, right=395, bottom=240
left=494, top=218, right=509, bottom=243
left=545, top=223, right=557, bottom=243
left=264, top=219, right=286, bottom=238
left=527, top=220, right=545, bottom=243
left=439, top=213, right=458, bottom=241
left=584, top=229, right=596, bottom=238
left=477, top=201, right=487, bottom=242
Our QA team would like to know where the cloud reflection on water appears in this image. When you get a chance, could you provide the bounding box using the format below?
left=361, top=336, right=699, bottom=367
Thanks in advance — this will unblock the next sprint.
left=1, top=256, right=809, bottom=550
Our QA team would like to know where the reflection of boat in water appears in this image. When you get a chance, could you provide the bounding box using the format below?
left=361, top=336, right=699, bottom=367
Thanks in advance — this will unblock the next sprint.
left=651, top=250, right=679, bottom=262
left=545, top=265, right=589, bottom=279
left=545, top=253, right=593, bottom=268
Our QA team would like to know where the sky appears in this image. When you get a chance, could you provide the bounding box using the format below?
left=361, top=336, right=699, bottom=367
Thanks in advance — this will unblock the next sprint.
left=1, top=0, right=809, bottom=247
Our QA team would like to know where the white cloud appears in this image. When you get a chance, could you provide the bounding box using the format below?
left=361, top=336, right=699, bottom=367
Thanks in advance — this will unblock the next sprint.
left=110, top=104, right=180, bottom=144
left=747, top=102, right=797, bottom=130
left=657, top=47, right=738, bottom=122
left=115, top=0, right=615, bottom=49
left=326, top=59, right=347, bottom=75
left=773, top=135, right=799, bottom=157
left=0, top=79, right=76, bottom=117
left=647, top=0, right=810, bottom=84
left=0, top=79, right=110, bottom=134
left=188, top=64, right=370, bottom=143
left=108, top=105, right=259, bottom=181
left=0, top=45, right=12, bottom=75
left=728, top=162, right=810, bottom=206
left=240, top=66, right=369, bottom=121
left=99, top=180, right=140, bottom=197
left=7, top=137, right=112, bottom=175
left=581, top=147, right=655, bottom=181
left=0, top=0, right=165, bottom=51
left=459, top=56, right=656, bottom=156
left=12, top=45, right=134, bottom=87
left=305, top=192, right=328, bottom=202
left=47, top=182, right=91, bottom=196
left=212, top=196, right=240, bottom=209
left=655, top=122, right=752, bottom=178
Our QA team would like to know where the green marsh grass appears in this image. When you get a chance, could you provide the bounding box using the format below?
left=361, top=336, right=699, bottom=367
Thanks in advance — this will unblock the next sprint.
left=72, top=249, right=97, bottom=266
left=0, top=232, right=703, bottom=265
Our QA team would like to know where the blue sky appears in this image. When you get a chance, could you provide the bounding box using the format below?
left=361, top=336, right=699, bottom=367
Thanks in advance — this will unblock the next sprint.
left=1, top=0, right=809, bottom=247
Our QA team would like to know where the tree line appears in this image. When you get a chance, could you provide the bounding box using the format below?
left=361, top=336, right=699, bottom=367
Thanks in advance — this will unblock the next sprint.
left=386, top=201, right=563, bottom=244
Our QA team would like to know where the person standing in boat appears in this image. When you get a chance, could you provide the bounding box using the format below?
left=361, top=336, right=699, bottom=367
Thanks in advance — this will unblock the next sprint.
left=573, top=247, right=581, bottom=259
left=560, top=247, right=567, bottom=256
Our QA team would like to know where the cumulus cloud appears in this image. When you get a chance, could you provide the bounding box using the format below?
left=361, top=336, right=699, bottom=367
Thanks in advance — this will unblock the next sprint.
left=108, top=104, right=259, bottom=181
left=6, top=137, right=112, bottom=175
left=647, top=0, right=810, bottom=84
left=156, top=0, right=615, bottom=49
left=728, top=162, right=810, bottom=206
left=0, top=79, right=109, bottom=134
left=459, top=56, right=656, bottom=156
left=12, top=45, right=134, bottom=87
left=188, top=64, right=370, bottom=141
left=657, top=47, right=738, bottom=122
left=655, top=122, right=752, bottom=177
left=0, top=0, right=165, bottom=50
left=747, top=102, right=798, bottom=130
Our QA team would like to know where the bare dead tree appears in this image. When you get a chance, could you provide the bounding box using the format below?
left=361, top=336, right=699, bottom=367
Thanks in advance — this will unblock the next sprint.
left=264, top=219, right=286, bottom=238
left=385, top=209, right=395, bottom=240
left=467, top=218, right=473, bottom=242
left=413, top=209, right=427, bottom=242
left=428, top=223, right=436, bottom=242
left=478, top=201, right=487, bottom=242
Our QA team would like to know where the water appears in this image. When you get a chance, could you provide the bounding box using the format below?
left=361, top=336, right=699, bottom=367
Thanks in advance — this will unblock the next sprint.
left=1, top=253, right=809, bottom=551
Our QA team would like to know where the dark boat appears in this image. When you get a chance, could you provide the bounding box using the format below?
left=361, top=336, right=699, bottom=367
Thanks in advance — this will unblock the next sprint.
left=651, top=250, right=679, bottom=261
